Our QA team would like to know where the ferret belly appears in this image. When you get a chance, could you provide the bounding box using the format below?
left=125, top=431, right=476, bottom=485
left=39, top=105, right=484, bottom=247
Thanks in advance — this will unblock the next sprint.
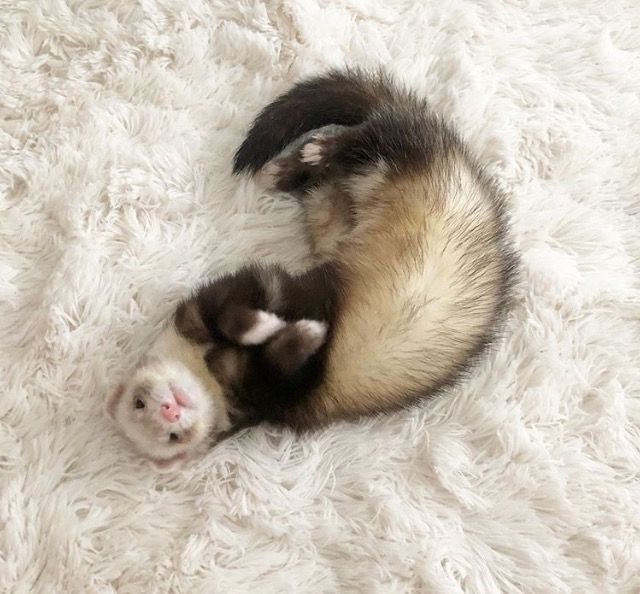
left=313, top=167, right=505, bottom=416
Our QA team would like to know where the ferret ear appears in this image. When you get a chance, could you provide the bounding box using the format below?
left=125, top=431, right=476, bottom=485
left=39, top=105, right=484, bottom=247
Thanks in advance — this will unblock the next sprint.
left=105, top=383, right=125, bottom=420
left=175, top=300, right=210, bottom=344
left=150, top=453, right=188, bottom=472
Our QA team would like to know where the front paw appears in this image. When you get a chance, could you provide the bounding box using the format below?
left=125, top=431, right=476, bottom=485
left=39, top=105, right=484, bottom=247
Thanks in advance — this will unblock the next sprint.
left=238, top=310, right=286, bottom=346
left=292, top=319, right=328, bottom=353
left=265, top=319, right=328, bottom=375
left=219, top=306, right=286, bottom=346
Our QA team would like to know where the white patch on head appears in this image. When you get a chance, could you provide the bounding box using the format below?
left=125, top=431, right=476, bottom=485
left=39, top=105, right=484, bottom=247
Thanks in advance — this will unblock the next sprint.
left=300, top=137, right=325, bottom=165
left=239, top=310, right=286, bottom=345
left=107, top=324, right=231, bottom=467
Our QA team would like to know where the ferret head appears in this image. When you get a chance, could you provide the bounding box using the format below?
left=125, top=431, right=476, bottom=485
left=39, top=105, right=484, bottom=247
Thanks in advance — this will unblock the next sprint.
left=106, top=324, right=233, bottom=471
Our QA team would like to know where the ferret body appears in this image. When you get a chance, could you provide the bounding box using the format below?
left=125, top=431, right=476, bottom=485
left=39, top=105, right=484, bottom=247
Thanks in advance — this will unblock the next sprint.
left=107, top=68, right=517, bottom=469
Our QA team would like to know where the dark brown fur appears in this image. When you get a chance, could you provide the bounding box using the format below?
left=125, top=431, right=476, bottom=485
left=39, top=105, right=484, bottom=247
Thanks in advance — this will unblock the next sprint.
left=174, top=264, right=337, bottom=427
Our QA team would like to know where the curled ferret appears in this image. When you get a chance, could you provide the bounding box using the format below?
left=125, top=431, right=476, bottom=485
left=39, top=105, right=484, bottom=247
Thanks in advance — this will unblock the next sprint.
left=107, top=67, right=517, bottom=469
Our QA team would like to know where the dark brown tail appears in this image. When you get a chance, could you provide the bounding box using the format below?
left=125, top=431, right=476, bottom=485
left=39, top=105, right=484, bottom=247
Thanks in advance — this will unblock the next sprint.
left=232, top=67, right=399, bottom=175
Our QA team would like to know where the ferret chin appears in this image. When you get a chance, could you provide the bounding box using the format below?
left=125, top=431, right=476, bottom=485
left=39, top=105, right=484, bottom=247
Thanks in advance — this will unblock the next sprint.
left=105, top=324, right=230, bottom=471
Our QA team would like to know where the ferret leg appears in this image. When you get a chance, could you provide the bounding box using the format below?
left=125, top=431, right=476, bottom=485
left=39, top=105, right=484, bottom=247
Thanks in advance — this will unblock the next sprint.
left=217, top=306, right=286, bottom=346
left=258, top=102, right=439, bottom=196
left=256, top=125, right=364, bottom=194
left=264, top=320, right=327, bottom=375
left=175, top=298, right=286, bottom=348
left=176, top=266, right=288, bottom=346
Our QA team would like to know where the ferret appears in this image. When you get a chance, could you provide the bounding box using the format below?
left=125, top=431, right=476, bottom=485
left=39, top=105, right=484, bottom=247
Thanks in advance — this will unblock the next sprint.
left=106, top=68, right=518, bottom=470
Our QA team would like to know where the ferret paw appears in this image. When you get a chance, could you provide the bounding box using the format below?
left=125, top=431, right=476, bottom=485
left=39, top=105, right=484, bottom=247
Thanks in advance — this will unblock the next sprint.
left=238, top=310, right=286, bottom=346
left=294, top=319, right=328, bottom=352
left=300, top=136, right=327, bottom=166
left=265, top=319, right=328, bottom=374
left=256, top=133, right=337, bottom=193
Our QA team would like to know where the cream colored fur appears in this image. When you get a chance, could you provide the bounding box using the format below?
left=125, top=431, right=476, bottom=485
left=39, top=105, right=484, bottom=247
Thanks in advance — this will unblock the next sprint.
left=310, top=159, right=504, bottom=415
left=2, top=1, right=639, bottom=592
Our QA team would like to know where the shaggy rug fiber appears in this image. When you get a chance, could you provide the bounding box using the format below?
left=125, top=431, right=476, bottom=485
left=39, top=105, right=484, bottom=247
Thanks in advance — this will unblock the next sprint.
left=1, top=1, right=639, bottom=592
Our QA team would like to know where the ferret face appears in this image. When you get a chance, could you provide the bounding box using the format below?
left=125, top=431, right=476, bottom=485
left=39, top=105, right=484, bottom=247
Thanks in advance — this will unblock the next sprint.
left=106, top=325, right=231, bottom=470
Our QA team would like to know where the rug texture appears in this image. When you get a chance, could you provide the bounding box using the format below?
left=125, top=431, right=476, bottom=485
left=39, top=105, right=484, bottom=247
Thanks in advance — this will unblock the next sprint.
left=1, top=1, right=639, bottom=592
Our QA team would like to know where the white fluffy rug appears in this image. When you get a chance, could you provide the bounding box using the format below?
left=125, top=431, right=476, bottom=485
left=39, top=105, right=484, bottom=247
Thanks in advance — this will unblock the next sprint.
left=2, top=1, right=639, bottom=592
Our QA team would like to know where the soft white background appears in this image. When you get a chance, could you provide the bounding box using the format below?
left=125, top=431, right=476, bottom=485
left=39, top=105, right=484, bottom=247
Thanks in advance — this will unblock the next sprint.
left=1, top=1, right=639, bottom=592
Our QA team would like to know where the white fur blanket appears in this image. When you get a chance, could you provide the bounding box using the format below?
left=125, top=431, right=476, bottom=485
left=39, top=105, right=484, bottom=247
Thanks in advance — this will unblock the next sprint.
left=2, top=1, right=639, bottom=592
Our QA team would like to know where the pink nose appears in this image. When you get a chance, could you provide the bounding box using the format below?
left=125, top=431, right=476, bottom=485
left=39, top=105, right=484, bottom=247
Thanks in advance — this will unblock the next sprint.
left=160, top=403, right=180, bottom=423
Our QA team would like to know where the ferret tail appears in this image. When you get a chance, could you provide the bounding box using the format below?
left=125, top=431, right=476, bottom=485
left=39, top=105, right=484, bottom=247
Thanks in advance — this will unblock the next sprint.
left=232, top=67, right=400, bottom=175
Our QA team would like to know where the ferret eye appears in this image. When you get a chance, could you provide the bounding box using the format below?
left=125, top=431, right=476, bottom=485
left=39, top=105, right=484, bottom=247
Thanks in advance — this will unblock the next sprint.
left=135, top=399, right=145, bottom=409
left=169, top=433, right=180, bottom=442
